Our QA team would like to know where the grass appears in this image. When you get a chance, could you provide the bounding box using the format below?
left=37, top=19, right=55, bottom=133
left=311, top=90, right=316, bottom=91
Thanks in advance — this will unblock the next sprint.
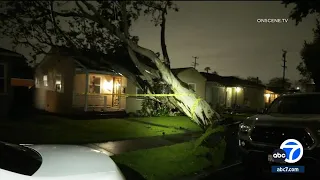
left=0, top=115, right=201, bottom=144
left=128, top=116, right=202, bottom=131
left=112, top=140, right=226, bottom=180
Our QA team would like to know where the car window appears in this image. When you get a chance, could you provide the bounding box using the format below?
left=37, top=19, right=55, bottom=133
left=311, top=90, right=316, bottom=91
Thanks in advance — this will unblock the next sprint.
left=267, top=95, right=320, bottom=114
left=0, top=142, right=42, bottom=176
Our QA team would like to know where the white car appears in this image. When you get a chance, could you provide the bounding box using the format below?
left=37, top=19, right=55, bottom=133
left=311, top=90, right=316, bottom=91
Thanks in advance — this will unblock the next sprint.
left=0, top=141, right=125, bottom=180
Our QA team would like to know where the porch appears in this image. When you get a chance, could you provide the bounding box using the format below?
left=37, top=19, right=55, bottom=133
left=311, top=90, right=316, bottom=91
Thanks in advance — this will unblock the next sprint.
left=72, top=93, right=126, bottom=112
left=264, top=89, right=279, bottom=105
left=72, top=71, right=127, bottom=112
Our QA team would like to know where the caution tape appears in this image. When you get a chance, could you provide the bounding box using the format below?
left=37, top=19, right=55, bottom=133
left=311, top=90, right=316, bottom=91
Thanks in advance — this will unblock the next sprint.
left=75, top=93, right=203, bottom=119
left=74, top=93, right=195, bottom=97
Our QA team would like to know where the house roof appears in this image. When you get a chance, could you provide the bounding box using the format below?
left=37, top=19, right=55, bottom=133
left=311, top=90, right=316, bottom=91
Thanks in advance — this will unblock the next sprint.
left=49, top=46, right=156, bottom=76
left=171, top=67, right=194, bottom=75
left=0, top=48, right=33, bottom=79
left=51, top=46, right=115, bottom=72
left=200, top=72, right=265, bottom=88
left=0, top=48, right=24, bottom=57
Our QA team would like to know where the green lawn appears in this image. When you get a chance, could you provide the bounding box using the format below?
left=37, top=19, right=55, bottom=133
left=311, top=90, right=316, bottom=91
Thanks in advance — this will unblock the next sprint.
left=0, top=115, right=201, bottom=144
left=112, top=140, right=226, bottom=180
left=128, top=116, right=202, bottom=131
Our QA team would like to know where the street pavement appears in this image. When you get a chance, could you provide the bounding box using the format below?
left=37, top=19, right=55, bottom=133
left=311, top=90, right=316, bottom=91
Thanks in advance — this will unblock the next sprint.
left=88, top=132, right=201, bottom=155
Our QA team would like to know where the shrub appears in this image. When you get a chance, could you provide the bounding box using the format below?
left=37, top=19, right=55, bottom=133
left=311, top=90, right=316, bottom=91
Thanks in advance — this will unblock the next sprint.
left=137, top=98, right=172, bottom=117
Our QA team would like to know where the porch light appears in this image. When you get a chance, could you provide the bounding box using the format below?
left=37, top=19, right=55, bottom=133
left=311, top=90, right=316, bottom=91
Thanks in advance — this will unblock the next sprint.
left=103, top=80, right=113, bottom=91
left=265, top=93, right=271, bottom=98
left=235, top=87, right=241, bottom=93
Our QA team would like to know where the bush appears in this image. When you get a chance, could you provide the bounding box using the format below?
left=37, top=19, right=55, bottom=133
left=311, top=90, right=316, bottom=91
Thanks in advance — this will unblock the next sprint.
left=137, top=98, right=173, bottom=117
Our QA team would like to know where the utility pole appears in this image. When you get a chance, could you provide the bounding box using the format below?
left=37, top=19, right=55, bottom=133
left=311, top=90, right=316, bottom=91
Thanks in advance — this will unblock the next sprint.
left=281, top=49, right=287, bottom=90
left=192, top=56, right=199, bottom=69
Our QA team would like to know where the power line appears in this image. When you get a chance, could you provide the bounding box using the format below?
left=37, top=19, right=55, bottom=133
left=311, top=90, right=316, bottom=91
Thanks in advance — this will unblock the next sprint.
left=192, top=56, right=199, bottom=69
left=281, top=49, right=287, bottom=89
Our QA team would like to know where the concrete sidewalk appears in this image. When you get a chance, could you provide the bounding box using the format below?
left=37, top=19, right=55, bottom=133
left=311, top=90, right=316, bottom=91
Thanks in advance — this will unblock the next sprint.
left=88, top=132, right=201, bottom=155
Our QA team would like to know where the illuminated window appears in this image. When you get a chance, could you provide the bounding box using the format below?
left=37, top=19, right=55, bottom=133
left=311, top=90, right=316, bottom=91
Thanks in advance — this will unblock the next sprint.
left=55, top=74, right=62, bottom=92
left=188, top=83, right=196, bottom=91
left=0, top=63, right=6, bottom=93
left=43, top=75, right=48, bottom=87
left=90, top=76, right=101, bottom=94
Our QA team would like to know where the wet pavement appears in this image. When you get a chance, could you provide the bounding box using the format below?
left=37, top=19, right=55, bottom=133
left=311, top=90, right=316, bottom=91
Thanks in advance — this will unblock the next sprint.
left=88, top=132, right=201, bottom=155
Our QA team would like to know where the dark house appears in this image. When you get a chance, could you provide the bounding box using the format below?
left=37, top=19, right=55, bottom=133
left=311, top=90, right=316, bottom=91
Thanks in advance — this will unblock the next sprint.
left=0, top=48, right=34, bottom=117
left=201, top=72, right=266, bottom=111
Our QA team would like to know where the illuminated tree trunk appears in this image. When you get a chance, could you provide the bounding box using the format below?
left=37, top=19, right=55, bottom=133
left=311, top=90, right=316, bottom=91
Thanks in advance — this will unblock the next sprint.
left=127, top=43, right=220, bottom=129
left=81, top=0, right=221, bottom=130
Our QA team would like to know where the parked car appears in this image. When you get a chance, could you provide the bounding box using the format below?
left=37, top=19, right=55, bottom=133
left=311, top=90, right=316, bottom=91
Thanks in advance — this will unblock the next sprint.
left=0, top=141, right=125, bottom=180
left=238, top=93, right=320, bottom=176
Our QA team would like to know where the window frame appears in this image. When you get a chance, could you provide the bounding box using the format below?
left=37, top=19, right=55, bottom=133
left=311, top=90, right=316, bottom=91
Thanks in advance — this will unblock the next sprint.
left=0, top=63, right=7, bottom=94
left=91, top=76, right=101, bottom=94
left=136, top=87, right=145, bottom=100
left=55, top=74, right=63, bottom=93
left=43, top=75, right=48, bottom=87
left=187, top=83, right=196, bottom=92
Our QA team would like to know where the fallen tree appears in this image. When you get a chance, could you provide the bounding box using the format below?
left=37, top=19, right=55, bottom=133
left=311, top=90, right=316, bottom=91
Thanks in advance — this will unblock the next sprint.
left=0, top=1, right=223, bottom=142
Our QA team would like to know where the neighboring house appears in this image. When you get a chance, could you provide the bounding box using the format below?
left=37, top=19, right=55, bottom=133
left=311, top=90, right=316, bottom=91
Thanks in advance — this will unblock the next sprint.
left=201, top=72, right=266, bottom=110
left=264, top=88, right=281, bottom=106
left=126, top=67, right=207, bottom=113
left=0, top=48, right=34, bottom=117
left=34, top=47, right=127, bottom=114
left=171, top=67, right=206, bottom=98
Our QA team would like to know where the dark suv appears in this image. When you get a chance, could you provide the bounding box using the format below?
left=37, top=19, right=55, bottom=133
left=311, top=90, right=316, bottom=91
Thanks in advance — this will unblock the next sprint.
left=238, top=93, right=320, bottom=175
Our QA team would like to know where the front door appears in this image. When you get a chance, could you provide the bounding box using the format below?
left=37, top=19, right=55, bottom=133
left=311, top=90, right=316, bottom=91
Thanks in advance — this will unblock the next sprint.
left=112, top=77, right=122, bottom=108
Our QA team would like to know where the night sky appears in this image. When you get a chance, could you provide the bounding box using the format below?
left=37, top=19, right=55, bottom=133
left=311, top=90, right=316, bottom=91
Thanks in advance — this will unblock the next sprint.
left=131, top=1, right=316, bottom=83
left=0, top=1, right=317, bottom=83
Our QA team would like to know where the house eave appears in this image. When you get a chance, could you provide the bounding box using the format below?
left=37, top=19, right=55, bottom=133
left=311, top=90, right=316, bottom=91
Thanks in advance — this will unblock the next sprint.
left=75, top=68, right=121, bottom=76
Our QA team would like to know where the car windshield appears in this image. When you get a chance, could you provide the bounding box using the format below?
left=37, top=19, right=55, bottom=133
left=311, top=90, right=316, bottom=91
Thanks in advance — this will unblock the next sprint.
left=0, top=142, right=42, bottom=176
left=267, top=94, right=320, bottom=114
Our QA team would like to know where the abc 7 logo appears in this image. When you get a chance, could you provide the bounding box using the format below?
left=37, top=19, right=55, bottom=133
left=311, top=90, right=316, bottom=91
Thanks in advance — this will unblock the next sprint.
left=272, top=149, right=286, bottom=163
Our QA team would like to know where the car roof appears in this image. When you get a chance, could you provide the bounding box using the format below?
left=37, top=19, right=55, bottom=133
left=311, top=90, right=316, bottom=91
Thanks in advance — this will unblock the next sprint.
left=282, top=92, right=320, bottom=97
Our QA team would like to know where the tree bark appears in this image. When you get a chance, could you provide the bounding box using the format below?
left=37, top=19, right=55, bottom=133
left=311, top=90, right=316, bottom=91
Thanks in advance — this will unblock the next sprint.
left=80, top=1, right=221, bottom=129
left=160, top=3, right=170, bottom=68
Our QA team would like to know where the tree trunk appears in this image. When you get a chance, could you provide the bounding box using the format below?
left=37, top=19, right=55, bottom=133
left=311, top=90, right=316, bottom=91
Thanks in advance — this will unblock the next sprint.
left=80, top=1, right=220, bottom=130
left=128, top=45, right=220, bottom=130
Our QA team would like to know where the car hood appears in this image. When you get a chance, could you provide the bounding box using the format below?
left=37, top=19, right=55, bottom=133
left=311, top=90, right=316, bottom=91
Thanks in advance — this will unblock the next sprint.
left=249, top=114, right=320, bottom=121
left=28, top=145, right=123, bottom=178
left=245, top=114, right=320, bottom=127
